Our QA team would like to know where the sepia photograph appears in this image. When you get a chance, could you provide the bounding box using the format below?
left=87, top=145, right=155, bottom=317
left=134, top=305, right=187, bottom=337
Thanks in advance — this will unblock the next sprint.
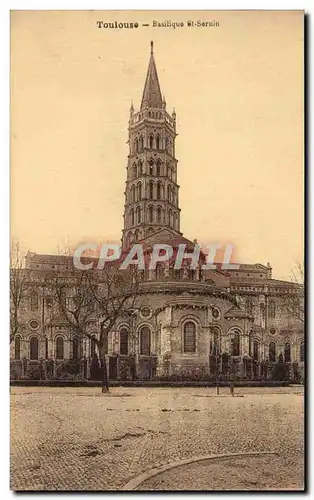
left=10, top=10, right=304, bottom=491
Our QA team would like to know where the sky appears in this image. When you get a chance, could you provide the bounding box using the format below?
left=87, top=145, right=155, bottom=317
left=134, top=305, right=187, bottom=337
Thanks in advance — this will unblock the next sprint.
left=11, top=10, right=304, bottom=280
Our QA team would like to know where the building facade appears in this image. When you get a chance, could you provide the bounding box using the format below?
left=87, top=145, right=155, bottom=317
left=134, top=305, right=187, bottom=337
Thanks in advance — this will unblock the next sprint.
left=10, top=43, right=304, bottom=382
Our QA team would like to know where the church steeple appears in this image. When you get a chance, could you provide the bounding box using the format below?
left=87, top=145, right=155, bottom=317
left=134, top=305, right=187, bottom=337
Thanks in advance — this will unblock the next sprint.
left=122, top=42, right=180, bottom=249
left=141, top=41, right=163, bottom=110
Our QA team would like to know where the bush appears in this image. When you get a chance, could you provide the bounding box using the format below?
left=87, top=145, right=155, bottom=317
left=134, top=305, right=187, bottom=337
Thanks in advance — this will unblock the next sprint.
left=25, top=364, right=43, bottom=380
left=56, top=359, right=80, bottom=378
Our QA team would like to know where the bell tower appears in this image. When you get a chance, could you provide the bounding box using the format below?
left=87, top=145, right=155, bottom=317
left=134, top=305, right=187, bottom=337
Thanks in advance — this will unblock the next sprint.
left=122, top=42, right=181, bottom=249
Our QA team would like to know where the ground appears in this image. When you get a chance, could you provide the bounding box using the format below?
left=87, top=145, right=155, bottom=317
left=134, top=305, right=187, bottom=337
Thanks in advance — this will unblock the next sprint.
left=10, top=386, right=304, bottom=491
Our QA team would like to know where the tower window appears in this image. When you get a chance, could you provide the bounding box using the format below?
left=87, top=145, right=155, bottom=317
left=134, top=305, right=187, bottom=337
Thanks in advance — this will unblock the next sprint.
left=139, top=136, right=144, bottom=151
left=138, top=160, right=143, bottom=176
left=149, top=135, right=154, bottom=149
left=156, top=135, right=160, bottom=150
left=131, top=185, right=136, bottom=203
left=148, top=206, right=154, bottom=223
left=130, top=208, right=134, bottom=226
left=148, top=181, right=154, bottom=200
left=167, top=185, right=172, bottom=203
left=137, top=182, right=142, bottom=201
left=132, top=164, right=137, bottom=179
left=157, top=182, right=161, bottom=200
left=136, top=206, right=141, bottom=224
left=157, top=206, right=162, bottom=223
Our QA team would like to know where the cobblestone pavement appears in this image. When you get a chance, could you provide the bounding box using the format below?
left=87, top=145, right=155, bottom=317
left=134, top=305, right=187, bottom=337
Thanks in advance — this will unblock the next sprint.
left=10, top=386, right=304, bottom=491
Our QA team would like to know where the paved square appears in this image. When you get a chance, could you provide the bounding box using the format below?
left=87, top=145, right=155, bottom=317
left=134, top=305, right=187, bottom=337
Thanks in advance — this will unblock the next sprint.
left=10, top=386, right=304, bottom=491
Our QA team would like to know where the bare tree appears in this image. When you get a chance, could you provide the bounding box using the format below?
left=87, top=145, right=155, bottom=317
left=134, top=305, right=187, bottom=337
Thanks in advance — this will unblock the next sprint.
left=10, top=241, right=33, bottom=344
left=48, top=255, right=140, bottom=393
left=281, top=262, right=304, bottom=324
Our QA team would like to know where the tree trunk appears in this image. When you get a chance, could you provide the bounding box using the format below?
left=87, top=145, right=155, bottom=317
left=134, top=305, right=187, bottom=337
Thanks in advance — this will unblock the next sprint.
left=100, top=355, right=109, bottom=393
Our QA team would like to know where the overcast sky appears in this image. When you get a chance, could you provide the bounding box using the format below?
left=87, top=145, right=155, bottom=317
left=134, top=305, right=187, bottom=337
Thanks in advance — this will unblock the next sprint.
left=11, top=10, right=304, bottom=280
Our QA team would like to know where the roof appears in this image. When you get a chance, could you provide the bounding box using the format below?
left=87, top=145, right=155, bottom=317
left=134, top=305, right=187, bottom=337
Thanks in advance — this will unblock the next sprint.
left=224, top=305, right=252, bottom=320
left=141, top=42, right=163, bottom=110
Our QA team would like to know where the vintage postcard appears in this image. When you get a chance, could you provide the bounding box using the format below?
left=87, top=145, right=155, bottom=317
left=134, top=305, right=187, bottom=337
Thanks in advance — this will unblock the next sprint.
left=10, top=10, right=304, bottom=491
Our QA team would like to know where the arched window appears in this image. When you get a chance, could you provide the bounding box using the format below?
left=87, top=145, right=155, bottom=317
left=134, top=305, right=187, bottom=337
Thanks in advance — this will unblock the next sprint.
left=269, top=300, right=276, bottom=318
left=72, top=336, right=79, bottom=359
left=149, top=181, right=154, bottom=200
left=45, top=337, right=48, bottom=359
left=167, top=185, right=171, bottom=202
left=174, top=213, right=178, bottom=230
left=139, top=136, right=144, bottom=151
left=169, top=210, right=173, bottom=228
left=156, top=135, right=160, bottom=150
left=231, top=330, right=240, bottom=356
left=140, top=326, right=151, bottom=356
left=56, top=336, right=64, bottom=360
left=14, top=335, right=21, bottom=360
left=183, top=322, right=196, bottom=353
left=30, top=336, right=38, bottom=360
left=284, top=342, right=291, bottom=363
left=90, top=336, right=97, bottom=357
left=120, top=328, right=129, bottom=355
left=253, top=340, right=259, bottom=361
left=134, top=138, right=138, bottom=152
left=132, top=164, right=137, bottom=179
left=147, top=227, right=154, bottom=236
left=157, top=182, right=161, bottom=200
left=149, top=134, right=154, bottom=149
left=149, top=159, right=154, bottom=175
left=131, top=185, right=136, bottom=203
left=130, top=208, right=134, bottom=226
left=269, top=342, right=276, bottom=362
left=136, top=206, right=141, bottom=224
left=127, top=232, right=132, bottom=248
left=156, top=206, right=162, bottom=223
left=148, top=206, right=154, bottom=223
left=138, top=160, right=143, bottom=176
left=156, top=161, right=161, bottom=176
left=137, top=182, right=142, bottom=201
left=31, top=292, right=38, bottom=311
left=135, top=229, right=140, bottom=242
left=300, top=341, right=304, bottom=362
left=210, top=327, right=220, bottom=356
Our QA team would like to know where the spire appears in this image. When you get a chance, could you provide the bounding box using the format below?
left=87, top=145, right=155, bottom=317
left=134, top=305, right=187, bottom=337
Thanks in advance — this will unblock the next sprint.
left=141, top=41, right=163, bottom=110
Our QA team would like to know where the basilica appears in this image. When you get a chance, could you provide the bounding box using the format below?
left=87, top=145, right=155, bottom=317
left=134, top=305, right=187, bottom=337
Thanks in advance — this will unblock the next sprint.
left=10, top=43, right=304, bottom=382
